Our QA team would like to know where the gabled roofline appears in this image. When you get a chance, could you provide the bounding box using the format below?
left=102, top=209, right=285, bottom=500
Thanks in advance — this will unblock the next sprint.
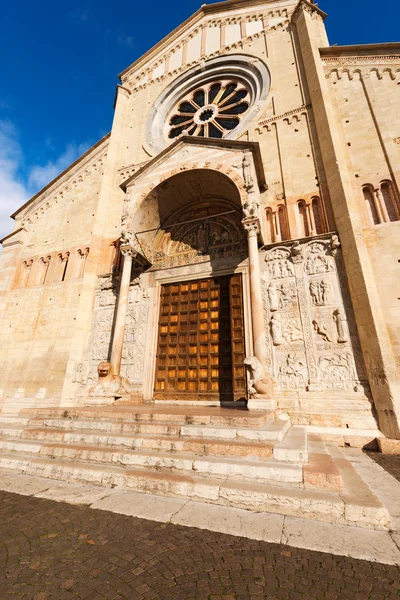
left=320, top=42, right=400, bottom=57
left=120, top=136, right=267, bottom=192
left=0, top=227, right=25, bottom=245
left=118, top=0, right=299, bottom=80
left=11, top=132, right=111, bottom=220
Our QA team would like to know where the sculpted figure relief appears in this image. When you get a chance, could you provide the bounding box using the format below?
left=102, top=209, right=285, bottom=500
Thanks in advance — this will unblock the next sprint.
left=333, top=307, right=349, bottom=343
left=89, top=361, right=135, bottom=398
left=267, top=283, right=279, bottom=311
left=312, top=319, right=333, bottom=342
left=244, top=356, right=274, bottom=398
left=270, top=315, right=283, bottom=346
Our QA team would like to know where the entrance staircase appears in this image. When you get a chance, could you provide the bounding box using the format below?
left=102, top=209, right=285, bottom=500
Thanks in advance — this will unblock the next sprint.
left=0, top=405, right=390, bottom=530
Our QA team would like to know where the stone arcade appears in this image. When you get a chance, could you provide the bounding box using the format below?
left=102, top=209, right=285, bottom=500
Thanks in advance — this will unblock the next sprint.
left=0, top=0, right=399, bottom=526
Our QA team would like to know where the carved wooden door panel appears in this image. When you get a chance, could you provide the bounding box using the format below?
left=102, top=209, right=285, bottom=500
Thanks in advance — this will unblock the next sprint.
left=154, top=275, right=246, bottom=402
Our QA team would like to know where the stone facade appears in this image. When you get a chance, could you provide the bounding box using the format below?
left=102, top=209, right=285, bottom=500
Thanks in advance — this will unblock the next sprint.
left=0, top=0, right=399, bottom=438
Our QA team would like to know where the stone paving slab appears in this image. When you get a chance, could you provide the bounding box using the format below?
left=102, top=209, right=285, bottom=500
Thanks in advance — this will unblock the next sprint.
left=1, top=490, right=400, bottom=599
left=0, top=466, right=399, bottom=566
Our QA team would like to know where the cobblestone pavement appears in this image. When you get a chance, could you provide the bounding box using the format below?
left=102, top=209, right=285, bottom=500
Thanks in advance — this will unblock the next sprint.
left=0, top=491, right=399, bottom=600
left=367, top=452, right=400, bottom=484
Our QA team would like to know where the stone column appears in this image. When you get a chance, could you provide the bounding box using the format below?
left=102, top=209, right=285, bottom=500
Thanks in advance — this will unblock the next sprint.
left=110, top=245, right=135, bottom=376
left=243, top=218, right=268, bottom=364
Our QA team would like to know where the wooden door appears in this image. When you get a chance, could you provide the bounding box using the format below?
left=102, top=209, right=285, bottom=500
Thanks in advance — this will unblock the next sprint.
left=154, top=274, right=246, bottom=402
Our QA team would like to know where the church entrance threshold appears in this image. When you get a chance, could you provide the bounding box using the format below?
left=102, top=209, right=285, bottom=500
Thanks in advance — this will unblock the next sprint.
left=154, top=274, right=247, bottom=403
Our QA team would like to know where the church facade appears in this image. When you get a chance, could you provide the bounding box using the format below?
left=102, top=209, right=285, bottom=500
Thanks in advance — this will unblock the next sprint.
left=1, top=0, right=400, bottom=440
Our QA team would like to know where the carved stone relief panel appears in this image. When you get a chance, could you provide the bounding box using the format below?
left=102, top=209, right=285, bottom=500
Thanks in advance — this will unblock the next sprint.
left=262, top=247, right=306, bottom=390
left=82, top=275, right=150, bottom=391
left=152, top=208, right=247, bottom=270
left=262, top=236, right=367, bottom=392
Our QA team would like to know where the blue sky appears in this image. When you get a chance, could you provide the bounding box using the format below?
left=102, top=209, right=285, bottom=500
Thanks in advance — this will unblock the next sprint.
left=0, top=0, right=398, bottom=238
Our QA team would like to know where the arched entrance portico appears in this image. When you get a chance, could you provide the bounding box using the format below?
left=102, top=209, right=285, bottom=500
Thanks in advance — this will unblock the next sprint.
left=102, top=139, right=270, bottom=407
left=133, top=169, right=250, bottom=404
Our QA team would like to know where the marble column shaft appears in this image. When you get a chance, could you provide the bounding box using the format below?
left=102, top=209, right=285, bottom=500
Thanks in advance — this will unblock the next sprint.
left=244, top=219, right=268, bottom=365
left=110, top=245, right=134, bottom=376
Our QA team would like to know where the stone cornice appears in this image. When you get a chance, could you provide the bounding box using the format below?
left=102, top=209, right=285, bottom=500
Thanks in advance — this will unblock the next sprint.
left=13, top=134, right=111, bottom=222
left=320, top=43, right=400, bottom=59
left=119, top=0, right=296, bottom=82
left=258, top=104, right=311, bottom=127
left=291, top=0, right=327, bottom=22
left=120, top=137, right=267, bottom=193
left=124, top=20, right=291, bottom=94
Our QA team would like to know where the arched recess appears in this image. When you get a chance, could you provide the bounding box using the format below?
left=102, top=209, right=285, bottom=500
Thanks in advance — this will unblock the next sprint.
left=362, top=184, right=379, bottom=225
left=380, top=180, right=400, bottom=222
left=311, top=196, right=326, bottom=235
left=127, top=168, right=250, bottom=404
left=277, top=204, right=290, bottom=241
left=297, top=200, right=310, bottom=238
left=129, top=168, right=247, bottom=270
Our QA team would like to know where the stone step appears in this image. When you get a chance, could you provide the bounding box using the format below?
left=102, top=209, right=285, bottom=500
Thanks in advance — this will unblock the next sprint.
left=21, top=406, right=271, bottom=428
left=27, top=419, right=183, bottom=436
left=273, top=427, right=308, bottom=463
left=0, top=416, right=30, bottom=426
left=0, top=439, right=301, bottom=483
left=21, top=428, right=274, bottom=459
left=21, top=417, right=289, bottom=442
left=0, top=425, right=26, bottom=439
left=0, top=452, right=389, bottom=530
left=180, top=419, right=290, bottom=442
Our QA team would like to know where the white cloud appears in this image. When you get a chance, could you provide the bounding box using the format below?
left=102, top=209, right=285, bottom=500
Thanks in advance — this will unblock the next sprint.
left=28, top=142, right=90, bottom=191
left=117, top=34, right=134, bottom=48
left=0, top=121, right=29, bottom=240
left=0, top=120, right=91, bottom=242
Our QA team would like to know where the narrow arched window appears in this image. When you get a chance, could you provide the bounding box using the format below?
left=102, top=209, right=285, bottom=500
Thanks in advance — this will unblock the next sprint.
left=363, top=185, right=380, bottom=225
left=278, top=205, right=290, bottom=241
left=311, top=197, right=326, bottom=235
left=19, top=259, right=33, bottom=288
left=381, top=180, right=400, bottom=222
left=39, top=256, right=51, bottom=285
left=76, top=248, right=89, bottom=278
left=265, top=208, right=274, bottom=244
left=56, top=252, right=70, bottom=282
left=297, top=200, right=310, bottom=238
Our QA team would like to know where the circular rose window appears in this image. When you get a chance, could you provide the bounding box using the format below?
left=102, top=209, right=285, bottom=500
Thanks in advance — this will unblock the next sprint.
left=145, top=54, right=271, bottom=154
left=167, top=80, right=250, bottom=139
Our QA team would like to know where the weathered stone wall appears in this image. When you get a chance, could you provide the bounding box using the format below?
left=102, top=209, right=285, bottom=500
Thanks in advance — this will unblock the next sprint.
left=0, top=138, right=108, bottom=406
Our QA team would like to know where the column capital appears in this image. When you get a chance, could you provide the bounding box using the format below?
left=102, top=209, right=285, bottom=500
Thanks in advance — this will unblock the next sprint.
left=242, top=217, right=260, bottom=237
left=120, top=244, right=137, bottom=259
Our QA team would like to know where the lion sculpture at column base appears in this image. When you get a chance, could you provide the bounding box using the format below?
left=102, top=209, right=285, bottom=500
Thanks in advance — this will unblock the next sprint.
left=89, top=361, right=135, bottom=398
left=244, top=356, right=274, bottom=399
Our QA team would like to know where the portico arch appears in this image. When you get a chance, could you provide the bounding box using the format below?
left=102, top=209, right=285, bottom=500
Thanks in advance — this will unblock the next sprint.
left=108, top=141, right=270, bottom=406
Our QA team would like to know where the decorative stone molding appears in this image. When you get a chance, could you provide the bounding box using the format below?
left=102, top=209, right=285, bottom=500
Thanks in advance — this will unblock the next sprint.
left=18, top=142, right=109, bottom=226
left=256, top=105, right=312, bottom=134
left=123, top=20, right=290, bottom=95
left=291, top=0, right=326, bottom=23
left=325, top=66, right=400, bottom=80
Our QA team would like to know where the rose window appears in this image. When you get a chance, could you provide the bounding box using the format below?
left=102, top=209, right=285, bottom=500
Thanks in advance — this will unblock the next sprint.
left=167, top=80, right=250, bottom=139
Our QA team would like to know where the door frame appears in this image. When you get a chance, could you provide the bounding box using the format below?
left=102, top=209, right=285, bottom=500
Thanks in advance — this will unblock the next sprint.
left=142, top=264, right=253, bottom=404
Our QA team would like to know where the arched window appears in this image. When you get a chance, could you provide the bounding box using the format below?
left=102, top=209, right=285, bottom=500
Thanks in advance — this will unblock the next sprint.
left=311, top=197, right=326, bottom=234
left=76, top=248, right=89, bottom=278
left=265, top=208, right=275, bottom=244
left=56, top=252, right=70, bottom=282
left=363, top=185, right=380, bottom=225
left=111, top=240, right=122, bottom=273
left=19, top=259, right=33, bottom=288
left=277, top=205, right=290, bottom=241
left=380, top=180, right=400, bottom=222
left=297, top=200, right=310, bottom=238
left=38, top=256, right=51, bottom=285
